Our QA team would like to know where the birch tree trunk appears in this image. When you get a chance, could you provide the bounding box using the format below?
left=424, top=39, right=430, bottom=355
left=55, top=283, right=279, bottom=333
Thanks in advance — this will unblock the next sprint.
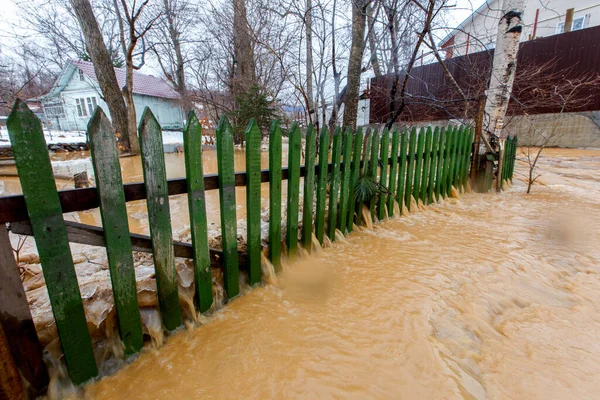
left=481, top=0, right=525, bottom=153
left=70, top=0, right=132, bottom=153
left=305, top=0, right=315, bottom=123
left=232, top=0, right=256, bottom=97
left=342, top=0, right=369, bottom=129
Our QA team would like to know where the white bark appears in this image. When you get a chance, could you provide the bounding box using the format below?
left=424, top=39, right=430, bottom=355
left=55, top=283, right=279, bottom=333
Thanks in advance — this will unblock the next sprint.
left=482, top=0, right=525, bottom=152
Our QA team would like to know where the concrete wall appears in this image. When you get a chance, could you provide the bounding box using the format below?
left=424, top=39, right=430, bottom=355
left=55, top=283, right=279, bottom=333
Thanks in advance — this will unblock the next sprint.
left=445, top=0, right=600, bottom=57
left=371, top=111, right=600, bottom=148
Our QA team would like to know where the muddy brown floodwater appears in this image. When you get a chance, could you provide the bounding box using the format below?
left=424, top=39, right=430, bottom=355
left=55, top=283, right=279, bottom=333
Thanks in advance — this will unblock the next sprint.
left=75, top=148, right=600, bottom=400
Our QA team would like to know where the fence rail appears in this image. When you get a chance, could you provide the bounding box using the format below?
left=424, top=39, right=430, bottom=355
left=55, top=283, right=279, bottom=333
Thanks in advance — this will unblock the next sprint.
left=0, top=99, right=517, bottom=391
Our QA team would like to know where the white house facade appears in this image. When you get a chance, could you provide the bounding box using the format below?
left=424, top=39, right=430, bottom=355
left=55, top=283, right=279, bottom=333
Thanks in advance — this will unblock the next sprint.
left=42, top=60, right=184, bottom=131
left=440, top=0, right=600, bottom=58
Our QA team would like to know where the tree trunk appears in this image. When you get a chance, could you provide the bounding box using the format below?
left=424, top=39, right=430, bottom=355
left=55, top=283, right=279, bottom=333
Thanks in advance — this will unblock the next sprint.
left=367, top=4, right=382, bottom=78
left=163, top=0, right=191, bottom=112
left=232, top=0, right=256, bottom=97
left=124, top=55, right=139, bottom=155
left=343, top=0, right=368, bottom=129
left=481, top=0, right=524, bottom=153
left=305, top=0, right=315, bottom=123
left=70, top=0, right=133, bottom=153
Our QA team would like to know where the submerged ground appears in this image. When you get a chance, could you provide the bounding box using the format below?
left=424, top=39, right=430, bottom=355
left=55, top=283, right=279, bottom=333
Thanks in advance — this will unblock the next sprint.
left=78, top=148, right=600, bottom=399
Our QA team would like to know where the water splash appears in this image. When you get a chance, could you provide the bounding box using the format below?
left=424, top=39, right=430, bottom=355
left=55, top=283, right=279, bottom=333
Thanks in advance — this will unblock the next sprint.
left=361, top=205, right=374, bottom=230
left=393, top=200, right=401, bottom=217
left=311, top=233, right=323, bottom=254
left=179, top=286, right=199, bottom=323
left=211, top=277, right=226, bottom=312
left=334, top=229, right=347, bottom=243
left=450, top=186, right=460, bottom=199
left=260, top=252, right=279, bottom=286
left=140, top=308, right=164, bottom=349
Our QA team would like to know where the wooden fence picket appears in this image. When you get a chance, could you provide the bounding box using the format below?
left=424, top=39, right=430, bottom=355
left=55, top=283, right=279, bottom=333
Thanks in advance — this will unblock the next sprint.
left=183, top=112, right=213, bottom=312
left=301, top=125, right=316, bottom=252
left=387, top=129, right=399, bottom=216
left=327, top=127, right=342, bottom=240
left=435, top=127, right=446, bottom=200
left=412, top=128, right=425, bottom=204
left=405, top=128, right=417, bottom=210
left=397, top=129, right=409, bottom=211
left=428, top=127, right=440, bottom=204
left=368, top=129, right=380, bottom=219
left=315, top=127, right=330, bottom=244
left=420, top=127, right=432, bottom=204
left=377, top=128, right=389, bottom=220
left=463, top=129, right=474, bottom=189
left=7, top=100, right=97, bottom=384
left=139, top=108, right=182, bottom=329
left=88, top=109, right=143, bottom=353
left=215, top=115, right=240, bottom=299
left=348, top=128, right=364, bottom=232
left=338, top=128, right=354, bottom=233
left=268, top=121, right=283, bottom=271
left=286, top=123, right=302, bottom=257
left=245, top=119, right=262, bottom=285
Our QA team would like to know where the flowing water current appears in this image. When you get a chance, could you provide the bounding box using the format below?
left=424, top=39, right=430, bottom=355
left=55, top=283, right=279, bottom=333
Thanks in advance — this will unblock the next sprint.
left=2, top=148, right=600, bottom=399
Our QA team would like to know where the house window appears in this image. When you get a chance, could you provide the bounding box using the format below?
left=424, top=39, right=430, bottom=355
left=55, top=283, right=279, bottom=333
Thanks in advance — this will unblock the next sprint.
left=79, top=69, right=85, bottom=81
left=86, top=97, right=97, bottom=115
left=76, top=98, right=88, bottom=117
left=557, top=15, right=587, bottom=34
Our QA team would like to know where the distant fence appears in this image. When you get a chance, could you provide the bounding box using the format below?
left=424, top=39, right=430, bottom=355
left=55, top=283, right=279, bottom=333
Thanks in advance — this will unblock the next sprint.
left=0, top=100, right=517, bottom=392
left=370, top=25, right=600, bottom=124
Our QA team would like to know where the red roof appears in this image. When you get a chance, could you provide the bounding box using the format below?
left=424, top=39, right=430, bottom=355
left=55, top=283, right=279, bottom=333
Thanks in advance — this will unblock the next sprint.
left=72, top=59, right=180, bottom=100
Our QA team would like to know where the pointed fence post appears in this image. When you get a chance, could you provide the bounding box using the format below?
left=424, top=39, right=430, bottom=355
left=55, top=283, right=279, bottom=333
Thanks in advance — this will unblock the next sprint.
left=397, top=129, right=409, bottom=211
left=368, top=129, right=379, bottom=220
left=387, top=128, right=399, bottom=216
left=405, top=128, right=417, bottom=210
left=215, top=115, right=240, bottom=298
left=378, top=128, right=389, bottom=220
left=7, top=100, right=97, bottom=384
left=301, top=125, right=316, bottom=252
left=244, top=119, right=262, bottom=285
left=315, top=127, right=330, bottom=245
left=268, top=121, right=282, bottom=271
left=434, top=127, right=446, bottom=200
left=348, top=128, right=363, bottom=232
left=183, top=112, right=213, bottom=312
left=327, top=127, right=342, bottom=240
left=88, top=108, right=143, bottom=353
left=139, top=108, right=182, bottom=329
left=419, top=127, right=432, bottom=204
left=338, top=128, right=354, bottom=233
left=427, top=127, right=440, bottom=204
left=286, top=123, right=302, bottom=258
left=412, top=128, right=425, bottom=204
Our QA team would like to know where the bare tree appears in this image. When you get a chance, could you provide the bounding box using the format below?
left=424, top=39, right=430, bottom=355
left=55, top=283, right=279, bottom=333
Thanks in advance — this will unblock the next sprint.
left=70, top=0, right=134, bottom=153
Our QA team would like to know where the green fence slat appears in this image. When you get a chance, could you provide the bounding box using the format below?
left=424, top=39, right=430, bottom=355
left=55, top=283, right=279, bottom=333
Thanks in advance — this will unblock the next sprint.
left=412, top=128, right=424, bottom=204
left=286, top=123, right=302, bottom=257
left=511, top=136, right=518, bottom=181
left=427, top=127, right=440, bottom=204
left=397, top=129, right=409, bottom=211
left=327, top=127, right=342, bottom=240
left=441, top=127, right=452, bottom=198
left=435, top=127, right=446, bottom=200
left=368, top=129, right=379, bottom=220
left=453, top=127, right=464, bottom=191
left=315, top=126, right=330, bottom=245
left=405, top=127, right=417, bottom=210
left=458, top=126, right=467, bottom=189
left=301, top=125, right=317, bottom=252
left=460, top=127, right=470, bottom=190
left=215, top=115, right=240, bottom=299
left=182, top=112, right=213, bottom=313
left=245, top=119, right=262, bottom=285
left=7, top=100, right=97, bottom=384
left=463, top=129, right=474, bottom=188
left=387, top=128, right=399, bottom=216
left=356, top=129, right=370, bottom=225
left=338, top=128, right=353, bottom=233
left=139, top=108, right=182, bottom=329
left=89, top=109, right=143, bottom=354
left=449, top=126, right=460, bottom=196
left=377, top=128, right=389, bottom=220
left=420, top=127, right=432, bottom=204
left=348, top=128, right=363, bottom=232
left=268, top=121, right=282, bottom=271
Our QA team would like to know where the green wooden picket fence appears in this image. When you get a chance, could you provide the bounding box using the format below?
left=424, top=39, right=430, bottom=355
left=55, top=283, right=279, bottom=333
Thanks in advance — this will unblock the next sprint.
left=0, top=100, right=518, bottom=387
left=501, top=136, right=518, bottom=188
